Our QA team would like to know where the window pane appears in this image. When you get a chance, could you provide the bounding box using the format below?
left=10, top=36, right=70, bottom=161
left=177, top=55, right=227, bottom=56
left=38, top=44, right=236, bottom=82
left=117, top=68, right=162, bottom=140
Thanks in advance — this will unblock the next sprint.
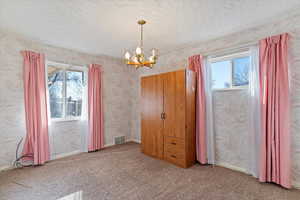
left=48, top=66, right=64, bottom=118
left=66, top=71, right=84, bottom=118
left=233, top=56, right=250, bottom=86
left=211, top=60, right=231, bottom=89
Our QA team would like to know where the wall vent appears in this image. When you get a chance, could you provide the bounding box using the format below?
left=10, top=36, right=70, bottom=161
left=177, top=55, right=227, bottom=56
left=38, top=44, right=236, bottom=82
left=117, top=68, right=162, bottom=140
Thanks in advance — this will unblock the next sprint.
left=114, top=136, right=125, bottom=145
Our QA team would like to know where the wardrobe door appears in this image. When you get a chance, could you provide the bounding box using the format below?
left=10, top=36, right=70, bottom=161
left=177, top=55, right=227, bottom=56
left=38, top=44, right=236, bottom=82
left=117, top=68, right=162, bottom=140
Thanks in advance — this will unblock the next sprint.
left=185, top=70, right=197, bottom=167
left=141, top=75, right=164, bottom=159
left=163, top=70, right=186, bottom=139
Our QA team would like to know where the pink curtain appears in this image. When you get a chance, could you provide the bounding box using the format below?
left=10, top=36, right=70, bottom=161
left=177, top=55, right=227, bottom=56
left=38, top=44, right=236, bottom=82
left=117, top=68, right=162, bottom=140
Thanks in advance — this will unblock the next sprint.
left=188, top=55, right=207, bottom=164
left=21, top=51, right=50, bottom=165
left=88, top=64, right=104, bottom=151
left=259, top=33, right=291, bottom=188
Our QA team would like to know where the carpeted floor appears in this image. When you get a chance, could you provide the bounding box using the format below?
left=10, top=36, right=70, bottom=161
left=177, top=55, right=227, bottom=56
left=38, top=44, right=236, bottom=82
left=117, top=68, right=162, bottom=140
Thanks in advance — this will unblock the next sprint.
left=0, top=142, right=299, bottom=200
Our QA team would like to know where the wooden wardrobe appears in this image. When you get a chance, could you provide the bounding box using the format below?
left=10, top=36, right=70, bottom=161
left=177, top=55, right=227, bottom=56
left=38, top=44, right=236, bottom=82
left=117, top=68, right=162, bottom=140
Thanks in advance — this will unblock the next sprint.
left=141, top=69, right=196, bottom=168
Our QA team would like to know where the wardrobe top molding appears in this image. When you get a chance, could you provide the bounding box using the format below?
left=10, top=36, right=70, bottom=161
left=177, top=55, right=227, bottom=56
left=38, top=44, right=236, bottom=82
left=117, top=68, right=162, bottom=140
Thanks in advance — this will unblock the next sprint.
left=140, top=69, right=191, bottom=78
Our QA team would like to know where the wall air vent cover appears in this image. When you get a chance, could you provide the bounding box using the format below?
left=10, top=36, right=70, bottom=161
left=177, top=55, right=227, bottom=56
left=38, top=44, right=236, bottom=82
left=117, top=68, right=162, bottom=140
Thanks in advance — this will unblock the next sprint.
left=114, top=136, right=125, bottom=145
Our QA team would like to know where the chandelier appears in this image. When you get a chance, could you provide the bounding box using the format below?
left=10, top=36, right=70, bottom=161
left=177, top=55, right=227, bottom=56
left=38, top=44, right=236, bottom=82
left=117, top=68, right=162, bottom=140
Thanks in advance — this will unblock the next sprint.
left=124, top=20, right=158, bottom=69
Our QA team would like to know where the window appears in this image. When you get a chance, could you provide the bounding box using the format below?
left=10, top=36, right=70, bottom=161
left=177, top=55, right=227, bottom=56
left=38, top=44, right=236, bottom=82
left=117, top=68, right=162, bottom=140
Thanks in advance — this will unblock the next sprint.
left=47, top=62, right=86, bottom=121
left=210, top=52, right=250, bottom=90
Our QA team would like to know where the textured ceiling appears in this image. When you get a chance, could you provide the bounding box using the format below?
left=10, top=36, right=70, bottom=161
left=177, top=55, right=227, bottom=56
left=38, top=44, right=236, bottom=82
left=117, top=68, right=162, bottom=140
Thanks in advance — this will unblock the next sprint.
left=1, top=0, right=300, bottom=57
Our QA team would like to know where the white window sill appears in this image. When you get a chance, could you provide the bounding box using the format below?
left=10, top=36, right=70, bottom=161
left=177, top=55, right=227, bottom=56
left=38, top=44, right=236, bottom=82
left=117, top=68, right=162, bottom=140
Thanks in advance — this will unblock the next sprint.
left=212, top=87, right=248, bottom=92
left=51, top=118, right=82, bottom=123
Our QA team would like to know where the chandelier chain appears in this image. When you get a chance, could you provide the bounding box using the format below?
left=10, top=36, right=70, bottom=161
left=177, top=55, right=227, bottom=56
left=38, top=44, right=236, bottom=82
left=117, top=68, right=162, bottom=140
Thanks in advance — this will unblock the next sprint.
left=140, top=24, right=143, bottom=48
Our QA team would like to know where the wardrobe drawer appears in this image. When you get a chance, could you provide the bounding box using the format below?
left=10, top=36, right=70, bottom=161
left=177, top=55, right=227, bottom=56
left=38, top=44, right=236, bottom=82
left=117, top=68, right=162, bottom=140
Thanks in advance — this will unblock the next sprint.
left=164, top=136, right=185, bottom=152
left=164, top=151, right=185, bottom=167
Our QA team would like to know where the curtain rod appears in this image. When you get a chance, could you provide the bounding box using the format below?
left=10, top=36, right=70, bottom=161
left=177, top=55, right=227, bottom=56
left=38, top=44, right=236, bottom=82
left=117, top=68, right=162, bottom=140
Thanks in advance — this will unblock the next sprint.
left=202, top=41, right=258, bottom=58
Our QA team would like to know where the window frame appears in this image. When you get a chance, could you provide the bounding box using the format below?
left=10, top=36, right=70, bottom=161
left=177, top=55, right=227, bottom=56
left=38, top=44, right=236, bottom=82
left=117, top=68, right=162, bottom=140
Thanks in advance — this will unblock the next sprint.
left=45, top=60, right=87, bottom=122
left=208, top=51, right=250, bottom=91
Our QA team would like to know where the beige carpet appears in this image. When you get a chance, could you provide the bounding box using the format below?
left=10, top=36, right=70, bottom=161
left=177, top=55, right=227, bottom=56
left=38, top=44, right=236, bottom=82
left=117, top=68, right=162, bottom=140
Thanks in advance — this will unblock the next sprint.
left=0, top=142, right=299, bottom=200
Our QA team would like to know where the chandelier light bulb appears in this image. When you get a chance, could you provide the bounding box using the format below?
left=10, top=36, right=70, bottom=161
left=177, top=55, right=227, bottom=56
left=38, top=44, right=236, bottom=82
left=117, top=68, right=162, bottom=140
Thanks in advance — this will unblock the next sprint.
left=132, top=55, right=138, bottom=63
left=151, top=48, right=157, bottom=56
left=149, top=56, right=154, bottom=62
left=136, top=46, right=142, bottom=55
left=125, top=51, right=131, bottom=60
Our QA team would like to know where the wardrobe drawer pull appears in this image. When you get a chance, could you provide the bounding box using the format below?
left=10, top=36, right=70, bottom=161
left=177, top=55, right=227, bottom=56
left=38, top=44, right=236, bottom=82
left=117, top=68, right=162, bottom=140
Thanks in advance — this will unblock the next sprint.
left=171, top=155, right=176, bottom=158
left=161, top=112, right=166, bottom=120
left=171, top=142, right=177, bottom=145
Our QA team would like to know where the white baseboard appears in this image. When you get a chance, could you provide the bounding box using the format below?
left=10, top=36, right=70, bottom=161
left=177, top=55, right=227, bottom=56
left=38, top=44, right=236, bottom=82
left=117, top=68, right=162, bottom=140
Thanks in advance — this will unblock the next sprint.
left=104, top=138, right=140, bottom=148
left=53, top=150, right=82, bottom=160
left=216, top=162, right=248, bottom=174
left=293, top=182, right=300, bottom=189
left=129, top=139, right=141, bottom=144
left=216, top=162, right=300, bottom=189
left=104, top=139, right=140, bottom=147
left=104, top=143, right=115, bottom=148
left=0, top=165, right=13, bottom=172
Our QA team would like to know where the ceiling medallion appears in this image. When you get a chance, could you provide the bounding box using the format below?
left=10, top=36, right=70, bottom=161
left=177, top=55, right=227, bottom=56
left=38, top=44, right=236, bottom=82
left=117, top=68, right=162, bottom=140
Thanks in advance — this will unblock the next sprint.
left=124, top=20, right=158, bottom=69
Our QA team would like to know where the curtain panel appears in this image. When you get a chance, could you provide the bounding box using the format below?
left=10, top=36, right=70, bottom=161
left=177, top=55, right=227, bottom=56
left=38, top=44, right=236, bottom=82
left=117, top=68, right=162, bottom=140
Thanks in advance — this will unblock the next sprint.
left=203, top=58, right=216, bottom=165
left=247, top=46, right=261, bottom=178
left=21, top=50, right=50, bottom=165
left=88, top=64, right=104, bottom=151
left=259, top=33, right=291, bottom=188
left=188, top=55, right=208, bottom=164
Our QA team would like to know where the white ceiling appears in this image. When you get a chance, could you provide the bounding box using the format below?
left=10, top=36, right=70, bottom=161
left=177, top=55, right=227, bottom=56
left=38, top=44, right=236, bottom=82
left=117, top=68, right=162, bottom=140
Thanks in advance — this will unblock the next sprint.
left=1, top=0, right=300, bottom=57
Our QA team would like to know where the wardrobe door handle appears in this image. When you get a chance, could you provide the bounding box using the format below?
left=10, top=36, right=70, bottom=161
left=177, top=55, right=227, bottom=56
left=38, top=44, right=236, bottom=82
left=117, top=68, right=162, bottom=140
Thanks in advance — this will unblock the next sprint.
left=161, top=113, right=164, bottom=120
